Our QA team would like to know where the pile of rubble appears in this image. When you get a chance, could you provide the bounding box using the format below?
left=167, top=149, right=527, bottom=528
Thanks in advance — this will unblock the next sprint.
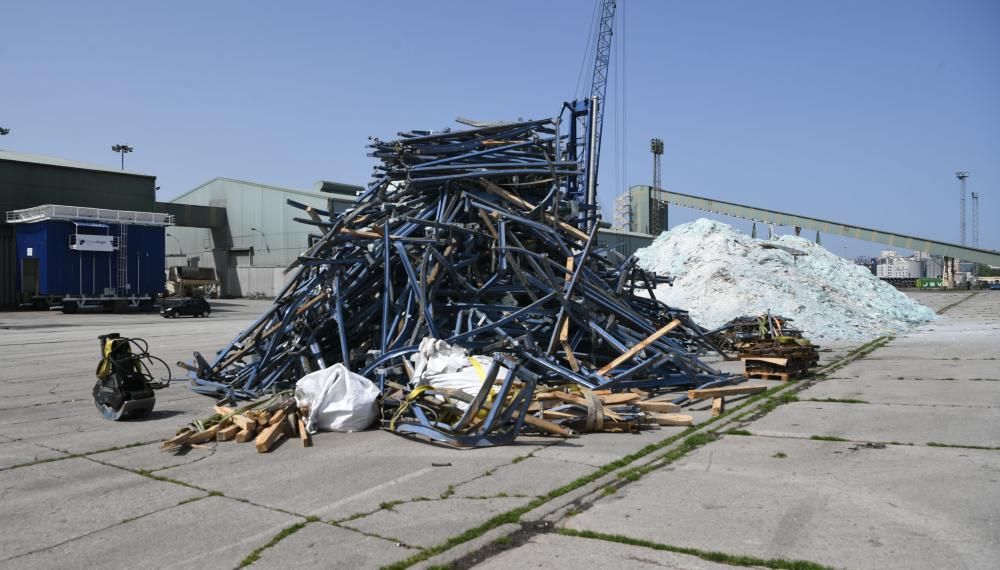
left=176, top=112, right=748, bottom=448
left=635, top=219, right=937, bottom=341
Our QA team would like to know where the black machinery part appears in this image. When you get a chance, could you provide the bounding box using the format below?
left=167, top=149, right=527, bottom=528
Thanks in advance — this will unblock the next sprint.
left=94, top=333, right=171, bottom=421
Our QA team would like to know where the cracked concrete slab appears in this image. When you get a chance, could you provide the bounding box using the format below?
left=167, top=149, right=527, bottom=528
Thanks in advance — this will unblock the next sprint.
left=474, top=532, right=743, bottom=569
left=565, top=435, right=1000, bottom=570
left=253, top=522, right=416, bottom=568
left=534, top=429, right=691, bottom=468
left=97, top=441, right=221, bottom=473
left=0, top=457, right=202, bottom=562
left=454, top=456, right=596, bottom=499
left=0, top=439, right=68, bottom=470
left=342, top=497, right=529, bottom=549
left=800, top=375, right=1000, bottom=407
left=749, top=400, right=1000, bottom=446
left=156, top=429, right=545, bottom=520
left=5, top=496, right=298, bottom=569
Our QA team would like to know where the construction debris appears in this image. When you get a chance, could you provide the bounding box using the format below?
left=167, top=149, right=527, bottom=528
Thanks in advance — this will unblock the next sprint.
left=711, top=314, right=820, bottom=380
left=162, top=391, right=303, bottom=454
left=177, top=111, right=744, bottom=448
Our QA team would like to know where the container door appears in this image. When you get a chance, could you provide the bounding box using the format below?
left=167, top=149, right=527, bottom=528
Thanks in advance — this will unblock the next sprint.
left=21, top=258, right=40, bottom=296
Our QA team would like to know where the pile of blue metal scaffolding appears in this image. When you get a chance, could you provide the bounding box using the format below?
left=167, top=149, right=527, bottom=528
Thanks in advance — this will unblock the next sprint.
left=182, top=107, right=739, bottom=446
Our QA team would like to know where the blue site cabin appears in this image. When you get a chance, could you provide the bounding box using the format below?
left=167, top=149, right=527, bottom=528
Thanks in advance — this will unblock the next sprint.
left=6, top=204, right=173, bottom=310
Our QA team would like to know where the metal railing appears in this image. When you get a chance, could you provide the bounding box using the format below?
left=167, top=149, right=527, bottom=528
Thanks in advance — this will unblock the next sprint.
left=6, top=204, right=174, bottom=226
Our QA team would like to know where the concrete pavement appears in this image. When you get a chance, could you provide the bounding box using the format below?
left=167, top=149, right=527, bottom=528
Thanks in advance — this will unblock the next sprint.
left=1, top=291, right=995, bottom=569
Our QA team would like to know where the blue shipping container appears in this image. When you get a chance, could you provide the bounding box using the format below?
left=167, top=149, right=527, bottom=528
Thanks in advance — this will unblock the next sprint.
left=15, top=220, right=165, bottom=297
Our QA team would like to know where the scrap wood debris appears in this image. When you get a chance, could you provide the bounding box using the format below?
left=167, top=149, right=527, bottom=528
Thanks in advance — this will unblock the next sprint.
left=162, top=391, right=310, bottom=453
left=176, top=108, right=748, bottom=449
left=710, top=314, right=819, bottom=380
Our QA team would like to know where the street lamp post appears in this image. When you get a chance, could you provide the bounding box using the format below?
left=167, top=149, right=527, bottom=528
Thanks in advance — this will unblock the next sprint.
left=955, top=171, right=969, bottom=246
left=249, top=227, right=271, bottom=254
left=111, top=144, right=134, bottom=171
left=165, top=233, right=185, bottom=257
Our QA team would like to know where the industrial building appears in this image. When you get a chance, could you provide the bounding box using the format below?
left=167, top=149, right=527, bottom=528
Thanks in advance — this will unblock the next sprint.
left=0, top=150, right=163, bottom=307
left=164, top=178, right=362, bottom=298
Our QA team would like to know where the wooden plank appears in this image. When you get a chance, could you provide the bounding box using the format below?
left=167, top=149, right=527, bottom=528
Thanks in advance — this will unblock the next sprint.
left=298, top=418, right=312, bottom=447
left=255, top=422, right=286, bottom=453
left=637, top=400, right=681, bottom=414
left=646, top=412, right=695, bottom=426
left=185, top=425, right=219, bottom=445
left=687, top=384, right=768, bottom=400
left=213, top=405, right=235, bottom=416
left=599, top=393, right=642, bottom=406
left=268, top=408, right=287, bottom=427
left=257, top=411, right=271, bottom=426
left=711, top=397, right=725, bottom=417
left=597, top=319, right=682, bottom=376
left=216, top=424, right=241, bottom=441
left=235, top=425, right=257, bottom=443
left=741, top=356, right=788, bottom=367
left=231, top=414, right=256, bottom=431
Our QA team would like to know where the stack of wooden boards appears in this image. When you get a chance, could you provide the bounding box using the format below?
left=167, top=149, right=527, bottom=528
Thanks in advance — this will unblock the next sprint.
left=162, top=392, right=311, bottom=454
left=740, top=339, right=819, bottom=381
left=710, top=314, right=820, bottom=381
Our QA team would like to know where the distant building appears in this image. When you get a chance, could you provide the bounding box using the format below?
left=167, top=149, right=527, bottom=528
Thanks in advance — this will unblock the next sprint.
left=1, top=149, right=162, bottom=307
left=165, top=177, right=362, bottom=298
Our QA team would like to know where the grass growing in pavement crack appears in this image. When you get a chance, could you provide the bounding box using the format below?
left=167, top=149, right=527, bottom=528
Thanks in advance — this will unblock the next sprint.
left=810, top=435, right=849, bottom=442
left=772, top=452, right=788, bottom=459
left=440, top=485, right=456, bottom=499
left=937, top=292, right=977, bottom=315
left=805, top=397, right=869, bottom=404
left=926, top=441, right=1000, bottom=451
left=380, top=500, right=404, bottom=512
left=558, top=528, right=832, bottom=570
left=727, top=429, right=753, bottom=436
left=239, top=521, right=311, bottom=568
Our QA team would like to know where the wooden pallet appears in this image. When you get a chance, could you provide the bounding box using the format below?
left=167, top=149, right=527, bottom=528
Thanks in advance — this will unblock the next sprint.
left=744, top=370, right=794, bottom=381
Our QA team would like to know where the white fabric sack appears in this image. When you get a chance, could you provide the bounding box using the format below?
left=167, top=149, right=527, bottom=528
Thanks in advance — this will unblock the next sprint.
left=294, top=363, right=380, bottom=434
left=409, top=337, right=508, bottom=399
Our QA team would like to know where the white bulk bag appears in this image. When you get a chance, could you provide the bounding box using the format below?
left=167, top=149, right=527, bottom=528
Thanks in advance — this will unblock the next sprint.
left=294, top=363, right=381, bottom=434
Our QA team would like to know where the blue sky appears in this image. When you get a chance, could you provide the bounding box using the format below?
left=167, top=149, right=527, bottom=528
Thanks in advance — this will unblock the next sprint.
left=3, top=0, right=998, bottom=256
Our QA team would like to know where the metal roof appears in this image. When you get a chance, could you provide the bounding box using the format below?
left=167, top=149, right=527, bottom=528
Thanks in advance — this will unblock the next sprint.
left=169, top=176, right=360, bottom=204
left=0, top=149, right=154, bottom=178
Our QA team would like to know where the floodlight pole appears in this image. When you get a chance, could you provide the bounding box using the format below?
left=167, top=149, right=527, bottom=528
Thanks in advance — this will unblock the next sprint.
left=111, top=144, right=134, bottom=171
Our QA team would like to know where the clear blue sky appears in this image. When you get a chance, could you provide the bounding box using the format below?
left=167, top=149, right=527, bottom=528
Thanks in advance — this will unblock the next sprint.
left=3, top=0, right=998, bottom=256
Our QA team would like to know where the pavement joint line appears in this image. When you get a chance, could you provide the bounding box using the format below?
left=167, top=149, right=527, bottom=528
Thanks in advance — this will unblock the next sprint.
left=936, top=292, right=979, bottom=315
left=700, top=425, right=1000, bottom=451
left=0, top=439, right=157, bottom=473
left=334, top=519, right=420, bottom=551
left=237, top=519, right=316, bottom=569
left=556, top=528, right=833, bottom=570
left=382, top=336, right=891, bottom=569
left=0, top=492, right=213, bottom=564
left=801, top=400, right=996, bottom=410
left=77, top=452, right=323, bottom=521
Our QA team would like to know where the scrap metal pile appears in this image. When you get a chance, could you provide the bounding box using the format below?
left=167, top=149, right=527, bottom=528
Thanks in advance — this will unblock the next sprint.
left=711, top=314, right=819, bottom=380
left=181, top=112, right=741, bottom=447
